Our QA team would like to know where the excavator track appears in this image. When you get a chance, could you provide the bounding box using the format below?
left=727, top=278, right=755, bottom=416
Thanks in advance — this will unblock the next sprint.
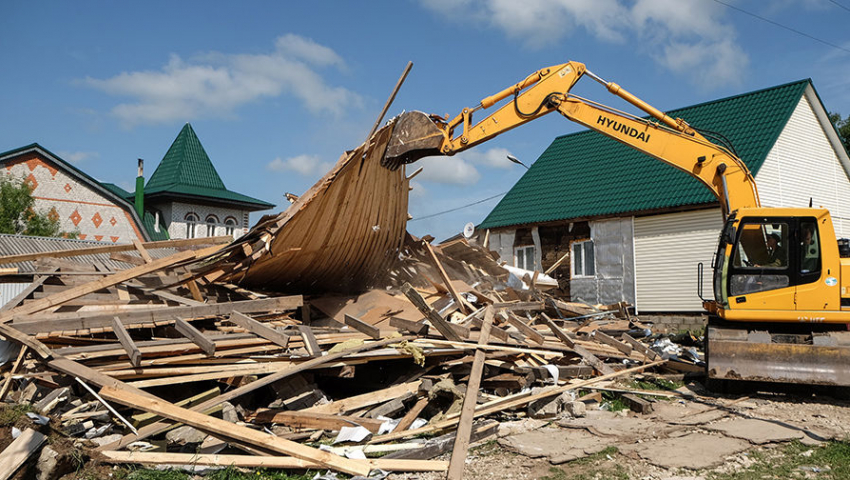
left=706, top=318, right=850, bottom=386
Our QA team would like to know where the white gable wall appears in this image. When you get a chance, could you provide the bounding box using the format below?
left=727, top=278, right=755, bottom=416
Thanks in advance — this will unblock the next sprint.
left=754, top=88, right=850, bottom=238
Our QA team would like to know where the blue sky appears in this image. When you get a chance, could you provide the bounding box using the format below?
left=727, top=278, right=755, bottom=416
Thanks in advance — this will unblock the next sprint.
left=1, top=1, right=849, bottom=241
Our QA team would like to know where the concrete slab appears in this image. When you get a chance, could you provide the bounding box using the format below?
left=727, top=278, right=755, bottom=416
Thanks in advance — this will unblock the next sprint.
left=558, top=410, right=674, bottom=440
left=704, top=418, right=807, bottom=444
left=498, top=427, right=612, bottom=463
left=619, top=432, right=750, bottom=469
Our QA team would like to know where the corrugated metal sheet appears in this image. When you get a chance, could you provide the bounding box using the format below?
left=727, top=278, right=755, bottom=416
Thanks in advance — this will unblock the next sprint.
left=0, top=234, right=176, bottom=274
left=0, top=282, right=30, bottom=309
left=634, top=209, right=723, bottom=312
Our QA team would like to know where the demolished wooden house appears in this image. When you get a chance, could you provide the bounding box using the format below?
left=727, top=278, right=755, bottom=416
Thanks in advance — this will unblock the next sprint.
left=0, top=113, right=677, bottom=479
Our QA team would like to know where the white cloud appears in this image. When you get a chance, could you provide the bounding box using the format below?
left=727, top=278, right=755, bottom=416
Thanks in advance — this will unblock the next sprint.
left=82, top=35, right=361, bottom=126
left=416, top=155, right=481, bottom=185
left=462, top=147, right=516, bottom=169
left=409, top=180, right=428, bottom=199
left=420, top=0, right=748, bottom=87
left=266, top=154, right=334, bottom=177
left=57, top=150, right=99, bottom=164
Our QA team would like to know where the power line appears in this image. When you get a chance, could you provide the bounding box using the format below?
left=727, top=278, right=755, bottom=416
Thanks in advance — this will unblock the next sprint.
left=827, top=0, right=850, bottom=13
left=408, top=191, right=507, bottom=222
left=710, top=0, right=850, bottom=55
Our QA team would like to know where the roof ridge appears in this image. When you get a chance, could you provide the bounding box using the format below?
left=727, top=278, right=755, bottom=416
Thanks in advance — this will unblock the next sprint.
left=145, top=123, right=227, bottom=192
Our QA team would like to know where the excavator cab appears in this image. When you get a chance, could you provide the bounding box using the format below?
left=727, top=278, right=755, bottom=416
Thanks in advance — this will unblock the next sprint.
left=705, top=208, right=850, bottom=386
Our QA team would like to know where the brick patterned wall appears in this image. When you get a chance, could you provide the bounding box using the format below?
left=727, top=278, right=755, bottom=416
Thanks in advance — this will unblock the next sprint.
left=166, top=201, right=250, bottom=240
left=2, top=154, right=143, bottom=243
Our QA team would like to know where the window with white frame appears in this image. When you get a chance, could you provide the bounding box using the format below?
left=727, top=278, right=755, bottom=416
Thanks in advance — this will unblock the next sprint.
left=224, top=217, right=237, bottom=237
left=571, top=240, right=595, bottom=277
left=206, top=215, right=219, bottom=237
left=185, top=213, right=199, bottom=239
left=514, top=245, right=536, bottom=271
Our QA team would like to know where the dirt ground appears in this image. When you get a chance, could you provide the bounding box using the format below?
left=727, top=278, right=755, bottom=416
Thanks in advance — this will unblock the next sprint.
left=388, top=381, right=850, bottom=480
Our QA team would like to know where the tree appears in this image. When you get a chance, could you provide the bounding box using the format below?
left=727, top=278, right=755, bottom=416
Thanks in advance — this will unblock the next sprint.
left=828, top=112, right=850, bottom=154
left=0, top=175, right=78, bottom=238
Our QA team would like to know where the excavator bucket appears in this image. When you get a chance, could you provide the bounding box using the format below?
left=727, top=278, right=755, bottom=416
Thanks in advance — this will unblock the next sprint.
left=707, top=324, right=850, bottom=386
left=382, top=111, right=446, bottom=170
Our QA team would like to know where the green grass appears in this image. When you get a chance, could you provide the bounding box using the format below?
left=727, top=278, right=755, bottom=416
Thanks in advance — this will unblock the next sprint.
left=708, top=440, right=850, bottom=480
left=599, top=393, right=629, bottom=412
left=0, top=403, right=34, bottom=427
left=127, top=469, right=191, bottom=480
left=206, top=466, right=315, bottom=480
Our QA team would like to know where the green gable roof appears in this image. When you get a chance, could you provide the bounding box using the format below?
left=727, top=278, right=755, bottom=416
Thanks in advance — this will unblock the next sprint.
left=145, top=123, right=274, bottom=209
left=479, top=79, right=811, bottom=230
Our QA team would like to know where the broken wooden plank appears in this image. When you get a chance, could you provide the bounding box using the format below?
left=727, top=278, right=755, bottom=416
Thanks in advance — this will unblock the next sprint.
left=306, top=381, right=421, bottom=415
left=448, top=306, right=494, bottom=480
left=100, top=335, right=416, bottom=451
left=424, top=242, right=468, bottom=315
left=621, top=393, right=654, bottom=414
left=539, top=313, right=615, bottom=375
left=229, top=311, right=290, bottom=348
left=389, top=317, right=429, bottom=335
left=100, top=451, right=448, bottom=472
left=592, top=330, right=633, bottom=356
left=0, top=346, right=27, bottom=401
left=0, top=235, right=232, bottom=266
left=111, top=316, right=141, bottom=368
left=622, top=333, right=661, bottom=361
left=395, top=396, right=430, bottom=432
left=174, top=318, right=215, bottom=356
left=502, top=312, right=544, bottom=345
left=0, top=428, right=47, bottom=480
left=246, top=409, right=384, bottom=433
left=12, top=296, right=303, bottom=335
left=384, top=420, right=498, bottom=461
left=344, top=314, right=381, bottom=339
left=0, top=249, right=198, bottom=323
left=297, top=326, right=322, bottom=357
left=99, top=386, right=371, bottom=476
left=401, top=282, right=465, bottom=341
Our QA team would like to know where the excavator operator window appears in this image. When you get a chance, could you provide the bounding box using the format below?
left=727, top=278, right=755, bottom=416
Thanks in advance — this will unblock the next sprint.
left=729, top=221, right=790, bottom=296
left=799, top=221, right=820, bottom=276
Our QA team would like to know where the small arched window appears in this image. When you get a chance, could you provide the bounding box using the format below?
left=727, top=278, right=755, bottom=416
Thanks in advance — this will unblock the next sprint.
left=206, top=215, right=219, bottom=237
left=185, top=213, right=199, bottom=239
left=224, top=217, right=238, bottom=237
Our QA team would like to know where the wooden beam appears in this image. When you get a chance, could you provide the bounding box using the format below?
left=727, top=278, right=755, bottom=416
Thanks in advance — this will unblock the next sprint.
left=447, top=307, right=494, bottom=480
left=370, top=360, right=666, bottom=444
left=401, top=282, right=466, bottom=341
left=0, top=235, right=233, bottom=266
left=111, top=317, right=141, bottom=367
left=99, top=386, right=372, bottom=476
left=174, top=318, right=215, bottom=356
left=0, top=346, right=27, bottom=401
left=100, top=335, right=416, bottom=452
left=539, top=313, right=614, bottom=375
left=305, top=381, right=421, bottom=415
left=0, top=249, right=198, bottom=323
left=423, top=242, right=468, bottom=315
left=592, top=330, right=633, bottom=356
left=228, top=311, right=290, bottom=348
left=246, top=409, right=384, bottom=433
left=395, top=396, right=429, bottom=432
left=0, top=428, right=47, bottom=480
left=99, top=451, right=447, bottom=472
left=622, top=333, right=661, bottom=361
left=297, top=326, right=322, bottom=357
left=502, top=312, right=545, bottom=345
left=344, top=314, right=380, bottom=339
left=12, top=295, right=302, bottom=334
left=389, top=317, right=429, bottom=335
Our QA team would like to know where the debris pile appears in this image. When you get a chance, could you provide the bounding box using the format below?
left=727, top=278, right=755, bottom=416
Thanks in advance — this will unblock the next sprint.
left=0, top=231, right=669, bottom=478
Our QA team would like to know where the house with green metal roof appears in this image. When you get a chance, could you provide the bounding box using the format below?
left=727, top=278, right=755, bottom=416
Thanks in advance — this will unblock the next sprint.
left=475, top=79, right=850, bottom=313
left=135, top=123, right=275, bottom=241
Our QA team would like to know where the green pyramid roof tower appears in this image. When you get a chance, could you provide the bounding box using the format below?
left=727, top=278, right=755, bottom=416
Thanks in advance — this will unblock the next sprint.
left=145, top=123, right=274, bottom=209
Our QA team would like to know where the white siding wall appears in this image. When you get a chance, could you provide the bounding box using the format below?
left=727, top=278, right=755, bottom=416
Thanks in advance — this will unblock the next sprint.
left=755, top=90, right=850, bottom=238
left=167, top=202, right=250, bottom=240
left=634, top=209, right=723, bottom=312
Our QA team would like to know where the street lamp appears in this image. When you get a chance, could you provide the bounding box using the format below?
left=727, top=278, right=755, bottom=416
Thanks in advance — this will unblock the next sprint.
left=507, top=154, right=529, bottom=170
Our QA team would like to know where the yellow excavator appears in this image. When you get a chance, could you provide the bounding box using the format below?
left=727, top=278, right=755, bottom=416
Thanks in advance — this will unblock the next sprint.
left=383, top=61, right=850, bottom=387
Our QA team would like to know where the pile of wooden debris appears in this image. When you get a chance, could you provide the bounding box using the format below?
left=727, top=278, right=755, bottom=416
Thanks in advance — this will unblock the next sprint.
left=0, top=232, right=673, bottom=479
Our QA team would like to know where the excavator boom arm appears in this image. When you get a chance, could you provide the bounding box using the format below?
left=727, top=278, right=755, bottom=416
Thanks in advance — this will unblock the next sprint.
left=383, top=61, right=760, bottom=216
